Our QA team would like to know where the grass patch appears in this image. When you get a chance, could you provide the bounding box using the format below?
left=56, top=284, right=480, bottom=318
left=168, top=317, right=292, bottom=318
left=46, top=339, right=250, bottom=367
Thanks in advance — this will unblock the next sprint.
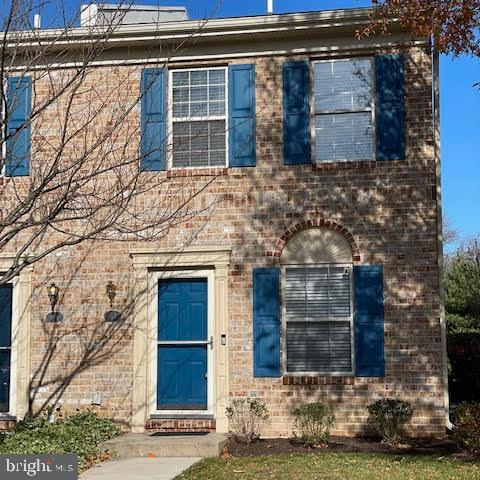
left=177, top=452, right=480, bottom=480
left=0, top=411, right=120, bottom=471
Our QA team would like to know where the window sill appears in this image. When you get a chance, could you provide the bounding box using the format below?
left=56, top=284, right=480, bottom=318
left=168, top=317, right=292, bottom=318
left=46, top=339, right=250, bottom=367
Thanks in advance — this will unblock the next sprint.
left=312, top=160, right=377, bottom=171
left=166, top=167, right=228, bottom=178
left=282, top=375, right=354, bottom=386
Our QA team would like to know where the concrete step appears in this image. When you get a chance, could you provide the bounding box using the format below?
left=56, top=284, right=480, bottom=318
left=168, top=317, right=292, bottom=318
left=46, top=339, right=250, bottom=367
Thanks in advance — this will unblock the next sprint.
left=101, top=432, right=228, bottom=459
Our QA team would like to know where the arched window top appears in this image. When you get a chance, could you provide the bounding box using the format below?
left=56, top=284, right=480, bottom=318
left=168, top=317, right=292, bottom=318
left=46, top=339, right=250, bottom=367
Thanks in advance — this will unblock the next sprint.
left=280, top=227, right=352, bottom=265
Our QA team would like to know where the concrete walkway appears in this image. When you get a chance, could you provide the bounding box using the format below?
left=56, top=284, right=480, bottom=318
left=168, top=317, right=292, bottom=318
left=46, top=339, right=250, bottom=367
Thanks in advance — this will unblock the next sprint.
left=80, top=457, right=201, bottom=480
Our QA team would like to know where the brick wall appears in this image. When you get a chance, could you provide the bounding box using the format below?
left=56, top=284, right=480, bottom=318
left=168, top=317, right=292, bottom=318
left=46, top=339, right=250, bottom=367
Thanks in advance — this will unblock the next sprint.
left=2, top=46, right=445, bottom=437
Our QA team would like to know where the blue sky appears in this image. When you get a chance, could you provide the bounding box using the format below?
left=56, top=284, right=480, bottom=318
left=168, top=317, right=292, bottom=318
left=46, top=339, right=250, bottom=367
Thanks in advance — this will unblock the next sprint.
left=36, top=1, right=480, bottom=242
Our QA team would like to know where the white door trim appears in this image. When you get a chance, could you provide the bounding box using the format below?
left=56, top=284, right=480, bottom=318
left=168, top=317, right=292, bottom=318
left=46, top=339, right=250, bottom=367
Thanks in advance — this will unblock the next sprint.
left=0, top=256, right=32, bottom=421
left=130, top=246, right=230, bottom=433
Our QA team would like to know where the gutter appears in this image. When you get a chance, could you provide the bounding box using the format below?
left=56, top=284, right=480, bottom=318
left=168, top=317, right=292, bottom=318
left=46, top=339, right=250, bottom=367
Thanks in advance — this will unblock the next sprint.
left=4, top=7, right=405, bottom=51
left=432, top=36, right=452, bottom=431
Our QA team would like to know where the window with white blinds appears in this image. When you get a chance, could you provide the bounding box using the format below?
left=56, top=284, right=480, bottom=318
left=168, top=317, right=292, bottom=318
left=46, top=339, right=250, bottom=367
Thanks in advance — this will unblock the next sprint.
left=171, top=68, right=227, bottom=168
left=313, top=58, right=374, bottom=162
left=285, top=266, right=353, bottom=374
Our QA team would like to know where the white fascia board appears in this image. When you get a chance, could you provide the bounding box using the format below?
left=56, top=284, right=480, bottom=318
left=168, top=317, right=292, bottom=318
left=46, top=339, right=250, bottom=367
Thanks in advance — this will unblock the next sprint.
left=4, top=8, right=404, bottom=50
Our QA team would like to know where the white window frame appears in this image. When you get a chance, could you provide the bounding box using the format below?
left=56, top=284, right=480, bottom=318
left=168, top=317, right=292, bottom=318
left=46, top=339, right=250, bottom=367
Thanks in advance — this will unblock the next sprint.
left=281, top=263, right=355, bottom=376
left=148, top=269, right=215, bottom=417
left=167, top=66, right=229, bottom=170
left=311, top=57, right=376, bottom=164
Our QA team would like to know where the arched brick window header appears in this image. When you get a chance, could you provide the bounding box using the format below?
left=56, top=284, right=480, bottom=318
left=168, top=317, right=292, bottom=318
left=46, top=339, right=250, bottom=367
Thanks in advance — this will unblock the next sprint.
left=267, top=219, right=361, bottom=263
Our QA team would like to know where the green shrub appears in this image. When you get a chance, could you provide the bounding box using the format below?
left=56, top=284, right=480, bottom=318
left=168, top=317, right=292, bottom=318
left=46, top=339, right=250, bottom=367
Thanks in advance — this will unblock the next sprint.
left=291, top=402, right=334, bottom=447
left=451, top=402, right=480, bottom=455
left=0, top=410, right=120, bottom=471
left=366, top=399, right=413, bottom=445
left=226, top=398, right=269, bottom=444
left=447, top=332, right=480, bottom=402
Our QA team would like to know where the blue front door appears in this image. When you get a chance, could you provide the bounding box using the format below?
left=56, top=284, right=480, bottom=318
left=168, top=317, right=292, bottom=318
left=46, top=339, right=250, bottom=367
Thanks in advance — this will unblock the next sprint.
left=157, top=278, right=208, bottom=410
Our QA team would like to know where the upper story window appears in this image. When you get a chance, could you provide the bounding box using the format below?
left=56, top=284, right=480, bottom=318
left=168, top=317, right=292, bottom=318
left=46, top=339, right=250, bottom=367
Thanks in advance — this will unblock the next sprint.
left=170, top=67, right=227, bottom=168
left=313, top=58, right=374, bottom=162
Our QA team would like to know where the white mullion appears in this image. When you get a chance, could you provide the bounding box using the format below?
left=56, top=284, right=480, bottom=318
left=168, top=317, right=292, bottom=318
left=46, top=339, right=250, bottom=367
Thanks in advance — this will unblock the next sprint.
left=172, top=115, right=225, bottom=122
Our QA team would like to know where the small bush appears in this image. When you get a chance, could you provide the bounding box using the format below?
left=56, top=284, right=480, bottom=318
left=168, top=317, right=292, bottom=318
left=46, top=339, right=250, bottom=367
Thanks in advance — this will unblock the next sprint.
left=226, top=398, right=269, bottom=444
left=0, top=410, right=120, bottom=471
left=366, top=399, right=413, bottom=445
left=291, top=402, right=334, bottom=447
left=451, top=402, right=480, bottom=455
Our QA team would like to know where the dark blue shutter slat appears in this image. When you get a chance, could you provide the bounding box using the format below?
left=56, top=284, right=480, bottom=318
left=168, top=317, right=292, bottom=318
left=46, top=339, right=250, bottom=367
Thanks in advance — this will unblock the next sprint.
left=141, top=68, right=167, bottom=171
left=253, top=268, right=281, bottom=377
left=283, top=61, right=311, bottom=165
left=354, top=265, right=385, bottom=377
left=6, top=76, right=31, bottom=177
left=375, top=54, right=405, bottom=161
left=228, top=64, right=256, bottom=167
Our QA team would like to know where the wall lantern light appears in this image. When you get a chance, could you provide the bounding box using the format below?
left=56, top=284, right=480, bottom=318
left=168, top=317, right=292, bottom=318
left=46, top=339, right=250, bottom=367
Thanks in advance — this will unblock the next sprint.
left=48, top=283, right=59, bottom=314
left=46, top=283, right=62, bottom=322
left=106, top=281, right=116, bottom=309
left=105, top=281, right=120, bottom=322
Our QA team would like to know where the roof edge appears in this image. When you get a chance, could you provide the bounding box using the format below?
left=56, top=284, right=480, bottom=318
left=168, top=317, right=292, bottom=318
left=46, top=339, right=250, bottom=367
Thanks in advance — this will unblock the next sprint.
left=5, top=7, right=405, bottom=48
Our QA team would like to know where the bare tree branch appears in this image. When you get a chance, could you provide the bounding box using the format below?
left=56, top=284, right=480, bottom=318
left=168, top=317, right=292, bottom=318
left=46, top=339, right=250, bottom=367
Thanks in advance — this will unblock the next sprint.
left=0, top=1, right=233, bottom=285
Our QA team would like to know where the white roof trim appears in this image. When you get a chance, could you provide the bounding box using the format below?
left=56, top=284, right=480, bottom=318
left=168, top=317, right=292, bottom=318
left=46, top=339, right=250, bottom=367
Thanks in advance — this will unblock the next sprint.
left=4, top=8, right=407, bottom=50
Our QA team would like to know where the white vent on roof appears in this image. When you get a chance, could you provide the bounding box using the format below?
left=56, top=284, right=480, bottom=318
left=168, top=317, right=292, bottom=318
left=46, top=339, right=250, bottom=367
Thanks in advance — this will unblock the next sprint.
left=267, top=0, right=273, bottom=15
left=80, top=3, right=188, bottom=27
left=33, top=13, right=41, bottom=29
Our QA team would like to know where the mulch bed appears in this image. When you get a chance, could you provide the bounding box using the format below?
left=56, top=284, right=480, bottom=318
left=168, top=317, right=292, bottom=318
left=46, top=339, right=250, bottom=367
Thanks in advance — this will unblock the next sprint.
left=226, top=436, right=456, bottom=457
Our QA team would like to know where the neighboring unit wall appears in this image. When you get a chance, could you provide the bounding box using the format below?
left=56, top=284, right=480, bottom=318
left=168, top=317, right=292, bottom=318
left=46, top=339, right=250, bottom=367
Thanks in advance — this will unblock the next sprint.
left=1, top=46, right=444, bottom=437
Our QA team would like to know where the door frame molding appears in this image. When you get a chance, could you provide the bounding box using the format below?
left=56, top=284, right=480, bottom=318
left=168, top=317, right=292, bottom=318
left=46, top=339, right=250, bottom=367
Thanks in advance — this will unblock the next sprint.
left=149, top=270, right=214, bottom=416
left=130, top=247, right=230, bottom=433
left=0, top=254, right=32, bottom=421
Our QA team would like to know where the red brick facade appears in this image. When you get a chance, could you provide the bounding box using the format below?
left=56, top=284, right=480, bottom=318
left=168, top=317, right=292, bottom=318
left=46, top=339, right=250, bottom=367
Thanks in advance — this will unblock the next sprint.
left=1, top=33, right=446, bottom=437
left=145, top=419, right=216, bottom=433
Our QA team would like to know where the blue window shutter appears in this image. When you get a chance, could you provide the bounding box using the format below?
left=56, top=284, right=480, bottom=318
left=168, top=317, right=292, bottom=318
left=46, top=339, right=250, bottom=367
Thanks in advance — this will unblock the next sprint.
left=0, top=284, right=13, bottom=413
left=375, top=54, right=405, bottom=161
left=140, top=68, right=167, bottom=171
left=228, top=64, right=256, bottom=167
left=354, top=265, right=385, bottom=377
left=6, top=76, right=31, bottom=177
left=283, top=60, right=311, bottom=165
left=253, top=268, right=281, bottom=377
left=0, top=285, right=12, bottom=348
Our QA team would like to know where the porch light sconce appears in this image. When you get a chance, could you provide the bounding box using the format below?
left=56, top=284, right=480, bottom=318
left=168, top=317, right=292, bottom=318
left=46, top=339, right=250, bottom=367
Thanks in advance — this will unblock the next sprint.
left=105, top=281, right=121, bottom=322
left=46, top=283, right=62, bottom=322
left=106, top=281, right=116, bottom=309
